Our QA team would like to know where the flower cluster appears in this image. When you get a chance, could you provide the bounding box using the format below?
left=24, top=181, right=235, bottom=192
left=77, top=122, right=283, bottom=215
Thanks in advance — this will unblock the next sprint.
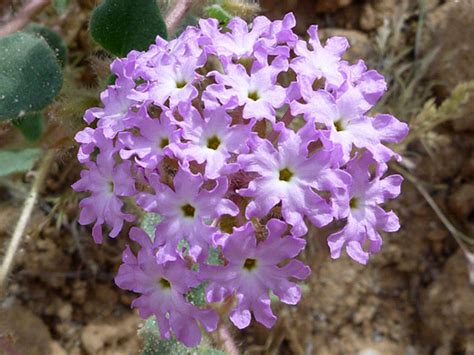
left=73, top=13, right=408, bottom=346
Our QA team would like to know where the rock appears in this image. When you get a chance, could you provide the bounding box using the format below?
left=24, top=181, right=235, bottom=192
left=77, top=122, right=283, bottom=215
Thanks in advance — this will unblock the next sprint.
left=93, top=284, right=119, bottom=317
left=453, top=117, right=474, bottom=132
left=449, top=184, right=474, bottom=220
left=357, top=343, right=412, bottom=355
left=420, top=251, right=474, bottom=352
left=58, top=303, right=73, bottom=321
left=94, top=284, right=119, bottom=305
left=314, top=0, right=353, bottom=13
left=260, top=0, right=353, bottom=16
left=0, top=303, right=52, bottom=355
left=71, top=280, right=87, bottom=304
left=360, top=0, right=398, bottom=31
left=319, top=28, right=372, bottom=62
left=416, top=135, right=465, bottom=182
left=259, top=0, right=356, bottom=34
left=359, top=3, right=376, bottom=31
left=448, top=184, right=474, bottom=234
left=314, top=3, right=362, bottom=31
left=460, top=156, right=474, bottom=180
left=81, top=314, right=141, bottom=354
left=422, top=0, right=474, bottom=115
left=50, top=341, right=67, bottom=355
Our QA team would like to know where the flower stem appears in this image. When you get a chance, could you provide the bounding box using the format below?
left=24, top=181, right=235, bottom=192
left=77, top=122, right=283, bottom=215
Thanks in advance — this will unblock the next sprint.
left=216, top=321, right=240, bottom=355
left=165, top=0, right=194, bottom=37
left=0, top=150, right=55, bottom=294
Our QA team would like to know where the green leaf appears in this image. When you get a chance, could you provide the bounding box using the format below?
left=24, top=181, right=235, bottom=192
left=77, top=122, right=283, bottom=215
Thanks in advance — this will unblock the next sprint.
left=0, top=32, right=63, bottom=120
left=0, top=149, right=42, bottom=177
left=140, top=213, right=162, bottom=240
left=187, top=248, right=222, bottom=307
left=207, top=248, right=222, bottom=265
left=107, top=74, right=117, bottom=85
left=12, top=112, right=44, bottom=141
left=140, top=317, right=224, bottom=355
left=89, top=0, right=168, bottom=57
left=24, top=23, right=68, bottom=66
left=205, top=4, right=233, bottom=25
left=187, top=282, right=207, bottom=307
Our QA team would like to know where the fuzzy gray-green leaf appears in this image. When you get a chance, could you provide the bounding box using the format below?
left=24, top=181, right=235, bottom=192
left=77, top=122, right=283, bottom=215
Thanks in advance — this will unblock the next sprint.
left=89, top=0, right=168, bottom=57
left=0, top=32, right=63, bottom=120
left=12, top=112, right=44, bottom=141
left=0, top=149, right=42, bottom=177
left=24, top=23, right=68, bottom=66
left=140, top=317, right=224, bottom=355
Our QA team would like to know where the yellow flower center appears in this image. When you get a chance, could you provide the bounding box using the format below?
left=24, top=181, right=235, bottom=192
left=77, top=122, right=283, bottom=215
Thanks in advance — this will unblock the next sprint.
left=243, top=258, right=257, bottom=271
left=279, top=168, right=293, bottom=182
left=181, top=203, right=196, bottom=218
left=207, top=135, right=221, bottom=150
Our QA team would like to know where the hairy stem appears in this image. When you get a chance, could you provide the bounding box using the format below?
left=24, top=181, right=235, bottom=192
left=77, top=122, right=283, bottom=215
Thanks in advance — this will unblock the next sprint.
left=0, top=0, right=52, bottom=37
left=165, top=0, right=193, bottom=37
left=0, top=150, right=55, bottom=293
left=216, top=322, right=240, bottom=355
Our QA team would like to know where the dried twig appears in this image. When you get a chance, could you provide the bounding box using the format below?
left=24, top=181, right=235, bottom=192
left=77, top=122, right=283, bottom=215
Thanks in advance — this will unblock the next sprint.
left=164, top=0, right=193, bottom=37
left=0, top=150, right=54, bottom=294
left=0, top=0, right=51, bottom=37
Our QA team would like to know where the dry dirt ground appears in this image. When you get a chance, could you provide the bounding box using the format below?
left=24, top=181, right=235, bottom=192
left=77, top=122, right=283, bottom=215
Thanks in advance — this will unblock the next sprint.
left=1, top=0, right=474, bottom=354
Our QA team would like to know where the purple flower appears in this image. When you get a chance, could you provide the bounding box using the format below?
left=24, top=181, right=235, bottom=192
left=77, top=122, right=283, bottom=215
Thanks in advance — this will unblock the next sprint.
left=205, top=58, right=288, bottom=122
left=115, top=227, right=218, bottom=347
left=328, top=153, right=403, bottom=264
left=237, top=125, right=350, bottom=237
left=337, top=60, right=387, bottom=106
left=201, top=219, right=309, bottom=329
left=84, top=85, right=136, bottom=139
left=372, top=114, right=409, bottom=143
left=110, top=55, right=138, bottom=86
left=367, top=113, right=409, bottom=172
left=291, top=25, right=348, bottom=87
left=131, top=50, right=206, bottom=109
left=118, top=107, right=181, bottom=170
left=75, top=127, right=96, bottom=164
left=73, top=13, right=408, bottom=346
left=72, top=130, right=136, bottom=243
left=199, top=16, right=271, bottom=62
left=151, top=26, right=204, bottom=59
left=177, top=105, right=252, bottom=178
left=137, top=166, right=239, bottom=263
left=84, top=59, right=139, bottom=139
left=267, top=12, right=298, bottom=49
left=291, top=78, right=381, bottom=162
